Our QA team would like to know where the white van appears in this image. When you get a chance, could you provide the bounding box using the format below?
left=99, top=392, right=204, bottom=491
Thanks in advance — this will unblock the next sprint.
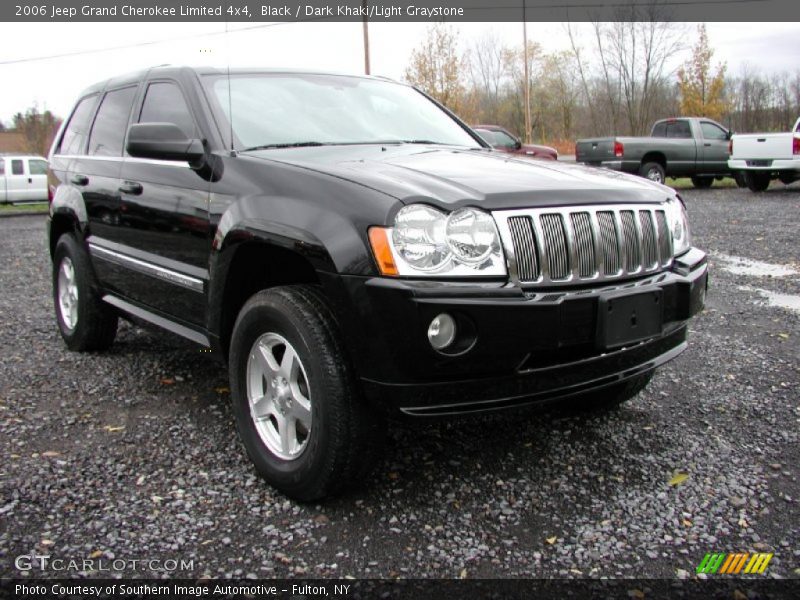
left=0, top=154, right=49, bottom=203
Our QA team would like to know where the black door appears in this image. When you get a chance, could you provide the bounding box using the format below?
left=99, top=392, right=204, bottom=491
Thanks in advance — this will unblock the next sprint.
left=113, top=80, right=211, bottom=327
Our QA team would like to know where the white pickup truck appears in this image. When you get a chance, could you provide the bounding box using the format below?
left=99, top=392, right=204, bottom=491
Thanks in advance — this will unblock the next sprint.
left=728, top=117, right=800, bottom=192
left=0, top=154, right=50, bottom=203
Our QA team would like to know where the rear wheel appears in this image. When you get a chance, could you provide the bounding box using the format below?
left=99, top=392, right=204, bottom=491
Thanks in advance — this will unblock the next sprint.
left=733, top=172, right=748, bottom=188
left=745, top=172, right=771, bottom=192
left=571, top=372, right=654, bottom=413
left=691, top=176, right=714, bottom=189
left=52, top=234, right=118, bottom=351
left=778, top=172, right=797, bottom=185
left=639, top=162, right=665, bottom=184
left=229, top=285, right=383, bottom=501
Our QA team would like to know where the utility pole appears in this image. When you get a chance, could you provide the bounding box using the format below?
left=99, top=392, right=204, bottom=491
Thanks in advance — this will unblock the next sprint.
left=522, top=2, right=532, bottom=143
left=362, top=0, right=371, bottom=75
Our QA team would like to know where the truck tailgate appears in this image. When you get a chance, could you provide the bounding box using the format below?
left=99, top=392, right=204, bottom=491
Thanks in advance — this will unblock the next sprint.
left=575, top=138, right=617, bottom=163
left=732, top=133, right=795, bottom=160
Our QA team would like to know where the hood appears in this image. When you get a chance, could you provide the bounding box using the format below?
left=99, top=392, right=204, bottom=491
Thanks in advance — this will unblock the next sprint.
left=242, top=144, right=674, bottom=211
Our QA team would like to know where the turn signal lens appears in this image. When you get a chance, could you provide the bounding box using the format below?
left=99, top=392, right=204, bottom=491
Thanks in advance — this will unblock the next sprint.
left=368, top=227, right=398, bottom=277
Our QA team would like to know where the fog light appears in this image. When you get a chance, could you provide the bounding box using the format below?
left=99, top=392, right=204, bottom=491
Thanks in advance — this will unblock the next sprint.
left=428, top=313, right=456, bottom=351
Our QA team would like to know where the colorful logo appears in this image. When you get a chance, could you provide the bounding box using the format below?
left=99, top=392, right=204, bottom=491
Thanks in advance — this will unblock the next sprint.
left=696, top=552, right=773, bottom=575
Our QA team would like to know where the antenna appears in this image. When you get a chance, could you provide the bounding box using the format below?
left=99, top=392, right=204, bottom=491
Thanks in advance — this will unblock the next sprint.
left=225, top=21, right=234, bottom=154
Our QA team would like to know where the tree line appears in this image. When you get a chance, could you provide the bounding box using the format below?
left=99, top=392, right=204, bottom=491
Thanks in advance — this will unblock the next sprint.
left=405, top=21, right=800, bottom=152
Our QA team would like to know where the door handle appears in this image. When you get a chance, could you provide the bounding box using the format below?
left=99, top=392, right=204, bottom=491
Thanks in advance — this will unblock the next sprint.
left=703, top=143, right=711, bottom=147
left=28, top=178, right=32, bottom=184
left=119, top=181, right=143, bottom=195
left=71, top=174, right=89, bottom=186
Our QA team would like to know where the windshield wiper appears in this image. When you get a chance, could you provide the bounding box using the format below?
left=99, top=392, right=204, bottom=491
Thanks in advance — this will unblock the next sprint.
left=241, top=141, right=328, bottom=151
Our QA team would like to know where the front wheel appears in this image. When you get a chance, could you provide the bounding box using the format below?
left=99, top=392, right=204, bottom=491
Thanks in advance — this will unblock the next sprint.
left=639, top=162, right=665, bottom=184
left=691, top=176, right=714, bottom=189
left=745, top=172, right=771, bottom=192
left=52, top=234, right=118, bottom=351
left=229, top=285, right=383, bottom=501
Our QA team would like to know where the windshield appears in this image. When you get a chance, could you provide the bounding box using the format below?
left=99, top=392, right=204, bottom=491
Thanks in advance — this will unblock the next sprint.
left=203, top=73, right=482, bottom=150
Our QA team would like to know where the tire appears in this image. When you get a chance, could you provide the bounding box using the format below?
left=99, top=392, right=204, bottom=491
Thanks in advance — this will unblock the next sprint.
left=691, top=176, right=714, bottom=189
left=778, top=173, right=797, bottom=185
left=745, top=172, right=771, bottom=192
left=733, top=172, right=748, bottom=188
left=639, top=162, right=665, bottom=184
left=229, top=285, right=383, bottom=501
left=53, top=234, right=118, bottom=351
left=570, top=371, right=654, bottom=413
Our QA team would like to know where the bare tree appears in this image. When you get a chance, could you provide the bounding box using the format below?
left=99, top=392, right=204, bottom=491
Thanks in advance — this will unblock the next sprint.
left=12, top=106, right=61, bottom=157
left=404, top=24, right=467, bottom=115
left=466, top=31, right=512, bottom=124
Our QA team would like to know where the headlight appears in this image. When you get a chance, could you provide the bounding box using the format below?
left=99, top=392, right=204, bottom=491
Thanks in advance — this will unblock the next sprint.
left=665, top=197, right=691, bottom=256
left=371, top=204, right=507, bottom=277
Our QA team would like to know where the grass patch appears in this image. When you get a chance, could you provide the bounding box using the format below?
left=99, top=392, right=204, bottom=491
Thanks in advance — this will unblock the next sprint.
left=667, top=177, right=738, bottom=190
left=0, top=202, right=49, bottom=214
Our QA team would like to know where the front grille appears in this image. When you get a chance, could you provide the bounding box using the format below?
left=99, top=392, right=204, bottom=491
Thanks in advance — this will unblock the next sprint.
left=496, top=204, right=673, bottom=285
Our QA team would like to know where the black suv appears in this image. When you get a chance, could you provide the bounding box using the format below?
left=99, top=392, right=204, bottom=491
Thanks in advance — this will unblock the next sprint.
left=48, top=67, right=707, bottom=500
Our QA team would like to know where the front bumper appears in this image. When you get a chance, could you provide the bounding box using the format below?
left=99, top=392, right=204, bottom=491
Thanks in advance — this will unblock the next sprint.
left=335, top=248, right=707, bottom=416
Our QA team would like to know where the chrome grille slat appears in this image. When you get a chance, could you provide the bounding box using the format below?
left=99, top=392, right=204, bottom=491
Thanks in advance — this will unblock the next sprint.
left=507, top=216, right=539, bottom=281
left=496, top=203, right=675, bottom=287
left=639, top=210, right=658, bottom=269
left=570, top=212, right=597, bottom=278
left=540, top=214, right=570, bottom=280
left=655, top=210, right=673, bottom=266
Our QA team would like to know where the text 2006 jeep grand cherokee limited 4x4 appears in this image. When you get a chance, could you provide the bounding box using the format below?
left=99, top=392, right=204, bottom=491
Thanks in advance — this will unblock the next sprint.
left=47, top=67, right=707, bottom=500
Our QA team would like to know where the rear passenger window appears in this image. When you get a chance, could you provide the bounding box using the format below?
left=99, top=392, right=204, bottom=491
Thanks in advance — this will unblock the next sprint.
left=29, top=160, right=48, bottom=175
left=139, top=82, right=196, bottom=137
left=0, top=159, right=4, bottom=175
left=666, top=121, right=691, bottom=138
left=11, top=160, right=24, bottom=175
left=651, top=122, right=667, bottom=137
left=88, top=87, right=137, bottom=157
left=58, top=95, right=97, bottom=155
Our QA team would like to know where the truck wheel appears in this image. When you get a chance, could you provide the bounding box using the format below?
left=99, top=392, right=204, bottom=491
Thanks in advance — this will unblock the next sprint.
left=691, top=176, right=714, bottom=189
left=571, top=371, right=654, bottom=413
left=53, top=234, right=118, bottom=351
left=639, top=162, right=665, bottom=184
left=733, top=172, right=748, bottom=188
left=778, top=173, right=797, bottom=185
left=229, top=285, right=383, bottom=501
left=745, top=172, right=771, bottom=192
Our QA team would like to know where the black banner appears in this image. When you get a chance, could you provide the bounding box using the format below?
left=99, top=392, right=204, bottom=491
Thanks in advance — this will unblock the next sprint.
left=3, top=0, right=800, bottom=22
left=4, top=578, right=800, bottom=600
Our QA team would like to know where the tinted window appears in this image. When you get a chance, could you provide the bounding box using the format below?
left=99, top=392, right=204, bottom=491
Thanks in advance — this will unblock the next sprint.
left=29, top=159, right=48, bottom=175
left=474, top=129, right=497, bottom=145
left=493, top=130, right=518, bottom=148
left=58, top=95, right=98, bottom=155
left=11, top=160, right=24, bottom=175
left=0, top=159, right=4, bottom=176
left=666, top=121, right=691, bottom=138
left=88, top=87, right=137, bottom=157
left=651, top=122, right=667, bottom=137
left=700, top=122, right=727, bottom=140
left=139, top=82, right=196, bottom=137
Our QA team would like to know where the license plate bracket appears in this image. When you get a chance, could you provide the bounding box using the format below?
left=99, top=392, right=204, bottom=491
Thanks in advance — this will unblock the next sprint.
left=597, top=288, right=663, bottom=349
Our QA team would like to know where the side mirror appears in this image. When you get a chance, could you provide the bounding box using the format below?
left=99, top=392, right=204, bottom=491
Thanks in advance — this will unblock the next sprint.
left=127, top=123, right=205, bottom=164
left=514, top=139, right=523, bottom=150
left=726, top=130, right=733, bottom=140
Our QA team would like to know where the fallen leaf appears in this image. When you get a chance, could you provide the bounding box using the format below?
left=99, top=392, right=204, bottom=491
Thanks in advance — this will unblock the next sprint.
left=628, top=589, right=645, bottom=599
left=40, top=539, right=55, bottom=546
left=41, top=451, right=60, bottom=457
left=214, top=386, right=230, bottom=394
left=151, top=495, right=163, bottom=503
left=388, top=472, right=400, bottom=480
left=136, top=475, right=146, bottom=485
left=668, top=472, right=689, bottom=487
left=546, top=536, right=557, bottom=545
left=89, top=550, right=103, bottom=559
left=160, top=378, right=175, bottom=385
left=778, top=333, right=789, bottom=340
left=738, top=517, right=749, bottom=528
left=459, top=568, right=467, bottom=579
left=103, top=425, right=125, bottom=433
left=683, top=519, right=693, bottom=527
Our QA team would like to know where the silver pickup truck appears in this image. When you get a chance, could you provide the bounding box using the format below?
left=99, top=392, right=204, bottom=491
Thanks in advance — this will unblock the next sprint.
left=576, top=117, right=739, bottom=189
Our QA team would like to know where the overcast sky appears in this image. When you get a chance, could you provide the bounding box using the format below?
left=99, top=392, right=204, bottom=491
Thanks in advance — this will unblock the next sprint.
left=0, top=21, right=797, bottom=124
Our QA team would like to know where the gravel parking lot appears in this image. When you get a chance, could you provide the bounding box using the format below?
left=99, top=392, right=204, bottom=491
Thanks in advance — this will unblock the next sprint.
left=1, top=184, right=798, bottom=581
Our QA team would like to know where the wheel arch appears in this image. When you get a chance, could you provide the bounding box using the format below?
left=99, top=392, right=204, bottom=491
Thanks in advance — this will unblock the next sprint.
left=641, top=151, right=666, bottom=169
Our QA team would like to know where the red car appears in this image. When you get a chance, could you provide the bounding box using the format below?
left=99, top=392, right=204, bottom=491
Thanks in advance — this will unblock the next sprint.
left=473, top=125, right=558, bottom=160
